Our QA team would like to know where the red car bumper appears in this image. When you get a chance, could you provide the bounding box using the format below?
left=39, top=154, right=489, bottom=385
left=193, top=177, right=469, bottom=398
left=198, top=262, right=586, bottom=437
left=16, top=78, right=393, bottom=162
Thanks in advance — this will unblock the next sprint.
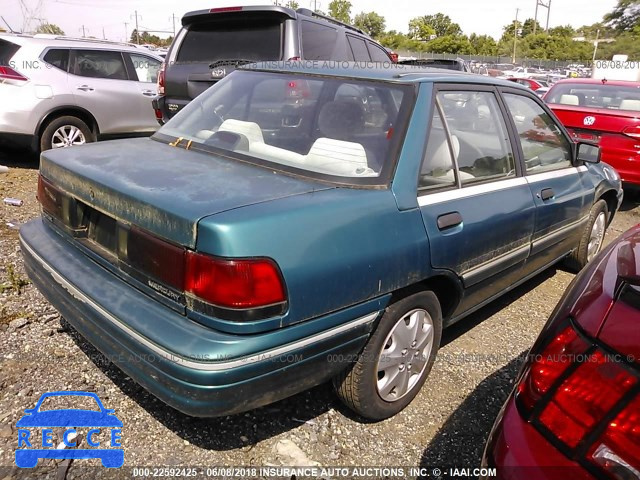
left=483, top=397, right=596, bottom=480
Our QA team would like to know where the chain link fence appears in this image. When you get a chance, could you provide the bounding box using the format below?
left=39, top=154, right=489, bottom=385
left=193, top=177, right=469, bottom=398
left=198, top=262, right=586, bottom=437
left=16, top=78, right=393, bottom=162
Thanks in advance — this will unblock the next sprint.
left=395, top=51, right=580, bottom=69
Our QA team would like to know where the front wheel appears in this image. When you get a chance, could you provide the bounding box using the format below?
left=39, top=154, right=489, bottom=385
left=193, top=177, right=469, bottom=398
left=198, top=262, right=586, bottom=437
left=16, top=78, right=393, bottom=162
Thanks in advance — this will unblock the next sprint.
left=564, top=199, right=608, bottom=272
left=333, top=290, right=443, bottom=420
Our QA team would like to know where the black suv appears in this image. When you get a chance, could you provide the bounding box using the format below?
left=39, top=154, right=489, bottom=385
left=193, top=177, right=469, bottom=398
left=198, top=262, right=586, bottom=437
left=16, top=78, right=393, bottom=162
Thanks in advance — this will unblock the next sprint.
left=152, top=5, right=392, bottom=124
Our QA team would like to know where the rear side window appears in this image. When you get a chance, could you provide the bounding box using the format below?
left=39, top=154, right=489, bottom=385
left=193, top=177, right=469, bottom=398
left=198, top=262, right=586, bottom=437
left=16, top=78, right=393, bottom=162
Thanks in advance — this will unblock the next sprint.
left=0, top=39, right=20, bottom=66
left=347, top=36, right=370, bottom=61
left=177, top=18, right=283, bottom=63
left=43, top=49, right=69, bottom=72
left=367, top=43, right=390, bottom=62
left=72, top=50, right=128, bottom=80
left=301, top=21, right=338, bottom=60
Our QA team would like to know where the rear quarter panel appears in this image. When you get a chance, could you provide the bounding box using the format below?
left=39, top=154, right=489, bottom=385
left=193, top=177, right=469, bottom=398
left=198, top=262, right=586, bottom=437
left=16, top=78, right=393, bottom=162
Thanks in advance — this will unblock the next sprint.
left=196, top=188, right=431, bottom=326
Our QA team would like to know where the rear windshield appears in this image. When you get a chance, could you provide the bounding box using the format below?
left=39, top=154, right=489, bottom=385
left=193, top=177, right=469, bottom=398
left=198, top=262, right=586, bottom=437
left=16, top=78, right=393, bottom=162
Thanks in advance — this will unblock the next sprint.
left=0, top=39, right=20, bottom=66
left=546, top=83, right=640, bottom=111
left=176, top=18, right=283, bottom=63
left=156, top=70, right=413, bottom=186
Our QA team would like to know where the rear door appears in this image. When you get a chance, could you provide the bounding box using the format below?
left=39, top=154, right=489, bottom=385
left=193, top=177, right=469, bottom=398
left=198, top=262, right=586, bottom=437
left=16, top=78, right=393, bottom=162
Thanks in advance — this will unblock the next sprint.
left=124, top=52, right=162, bottom=131
left=163, top=11, right=289, bottom=119
left=70, top=49, right=144, bottom=134
left=418, top=85, right=536, bottom=316
left=501, top=89, right=591, bottom=270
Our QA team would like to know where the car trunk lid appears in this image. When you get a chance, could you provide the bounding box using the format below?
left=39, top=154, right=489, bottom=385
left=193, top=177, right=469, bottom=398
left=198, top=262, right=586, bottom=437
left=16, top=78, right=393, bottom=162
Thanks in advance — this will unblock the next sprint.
left=39, top=137, right=333, bottom=249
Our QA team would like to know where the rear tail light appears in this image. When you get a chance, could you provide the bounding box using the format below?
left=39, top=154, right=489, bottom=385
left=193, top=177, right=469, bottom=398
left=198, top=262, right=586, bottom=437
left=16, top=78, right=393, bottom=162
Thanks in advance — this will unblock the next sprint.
left=185, top=252, right=286, bottom=309
left=589, top=396, right=640, bottom=480
left=288, top=56, right=301, bottom=61
left=127, top=226, right=185, bottom=291
left=622, top=125, right=640, bottom=139
left=516, top=319, right=640, bottom=477
left=538, top=350, right=636, bottom=448
left=0, top=65, right=28, bottom=82
left=516, top=325, right=590, bottom=412
left=286, top=80, right=310, bottom=99
left=209, top=6, right=243, bottom=12
left=37, top=175, right=64, bottom=220
left=157, top=62, right=165, bottom=95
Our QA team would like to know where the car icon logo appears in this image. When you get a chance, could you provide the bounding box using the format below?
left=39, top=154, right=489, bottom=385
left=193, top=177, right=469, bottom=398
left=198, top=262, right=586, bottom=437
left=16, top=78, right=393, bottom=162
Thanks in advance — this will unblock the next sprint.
left=584, top=116, right=596, bottom=126
left=15, top=391, right=124, bottom=468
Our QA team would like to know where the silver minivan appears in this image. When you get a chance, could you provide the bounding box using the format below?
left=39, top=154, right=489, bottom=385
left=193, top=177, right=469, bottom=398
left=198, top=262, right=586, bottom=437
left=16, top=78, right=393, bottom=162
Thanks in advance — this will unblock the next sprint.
left=0, top=34, right=162, bottom=151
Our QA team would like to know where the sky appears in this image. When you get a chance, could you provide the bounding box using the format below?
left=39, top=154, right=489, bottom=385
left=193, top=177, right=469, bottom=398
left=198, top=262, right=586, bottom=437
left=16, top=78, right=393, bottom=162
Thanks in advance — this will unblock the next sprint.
left=2, top=0, right=619, bottom=43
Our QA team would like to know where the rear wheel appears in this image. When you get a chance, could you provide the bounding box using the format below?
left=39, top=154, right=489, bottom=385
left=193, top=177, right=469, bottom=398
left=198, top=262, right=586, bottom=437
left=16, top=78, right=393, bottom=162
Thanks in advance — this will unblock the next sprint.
left=40, top=116, right=95, bottom=151
left=565, top=199, right=608, bottom=272
left=333, top=290, right=442, bottom=420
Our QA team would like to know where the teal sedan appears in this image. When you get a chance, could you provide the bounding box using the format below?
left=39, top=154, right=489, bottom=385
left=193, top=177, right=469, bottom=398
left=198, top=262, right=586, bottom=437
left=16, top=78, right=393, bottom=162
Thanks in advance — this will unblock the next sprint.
left=21, top=62, right=622, bottom=420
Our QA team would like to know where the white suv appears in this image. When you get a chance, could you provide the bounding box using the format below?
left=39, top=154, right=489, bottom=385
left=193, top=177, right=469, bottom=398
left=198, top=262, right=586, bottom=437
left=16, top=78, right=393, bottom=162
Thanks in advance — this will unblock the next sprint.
left=0, top=34, right=162, bottom=152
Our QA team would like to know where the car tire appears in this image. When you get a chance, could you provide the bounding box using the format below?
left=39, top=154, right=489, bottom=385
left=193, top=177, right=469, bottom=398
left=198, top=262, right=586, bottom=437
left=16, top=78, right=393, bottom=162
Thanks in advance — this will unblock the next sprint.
left=40, top=116, right=95, bottom=151
left=564, top=199, right=608, bottom=272
left=333, top=290, right=442, bottom=420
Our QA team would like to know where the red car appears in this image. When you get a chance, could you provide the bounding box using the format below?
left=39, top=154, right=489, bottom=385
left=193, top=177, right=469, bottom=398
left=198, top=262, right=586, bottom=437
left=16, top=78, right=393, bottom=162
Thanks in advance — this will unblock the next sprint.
left=506, top=77, right=547, bottom=91
left=545, top=78, right=640, bottom=186
left=483, top=224, right=640, bottom=480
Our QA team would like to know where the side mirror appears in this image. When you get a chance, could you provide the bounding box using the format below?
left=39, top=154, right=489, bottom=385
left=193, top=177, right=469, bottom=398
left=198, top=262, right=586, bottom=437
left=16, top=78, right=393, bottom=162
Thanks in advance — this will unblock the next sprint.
left=576, top=141, right=601, bottom=164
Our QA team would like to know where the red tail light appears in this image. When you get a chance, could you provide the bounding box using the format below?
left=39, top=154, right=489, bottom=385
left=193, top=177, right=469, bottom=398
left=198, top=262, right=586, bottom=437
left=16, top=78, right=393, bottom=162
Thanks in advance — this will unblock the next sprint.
left=210, top=6, right=243, bottom=13
left=288, top=56, right=301, bottom=61
left=622, top=125, right=640, bottom=139
left=517, top=325, right=589, bottom=412
left=127, top=226, right=185, bottom=291
left=516, top=319, right=640, bottom=478
left=37, top=175, right=64, bottom=219
left=538, top=350, right=636, bottom=448
left=0, top=65, right=28, bottom=82
left=185, top=252, right=286, bottom=309
left=589, top=395, right=640, bottom=480
left=157, top=63, right=165, bottom=95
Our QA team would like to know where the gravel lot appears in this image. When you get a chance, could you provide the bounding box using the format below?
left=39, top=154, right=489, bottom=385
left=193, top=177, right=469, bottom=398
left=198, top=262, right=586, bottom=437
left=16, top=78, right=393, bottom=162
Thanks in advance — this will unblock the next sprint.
left=0, top=146, right=639, bottom=480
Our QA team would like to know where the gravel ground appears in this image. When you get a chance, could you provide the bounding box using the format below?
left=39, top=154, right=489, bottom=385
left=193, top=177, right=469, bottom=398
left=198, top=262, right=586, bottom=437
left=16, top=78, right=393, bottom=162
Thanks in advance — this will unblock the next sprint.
left=0, top=146, right=639, bottom=480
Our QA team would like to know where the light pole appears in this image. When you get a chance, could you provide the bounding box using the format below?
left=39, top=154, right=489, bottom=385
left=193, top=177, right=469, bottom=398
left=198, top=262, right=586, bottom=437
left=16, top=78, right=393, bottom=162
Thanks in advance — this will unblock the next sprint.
left=512, top=8, right=520, bottom=64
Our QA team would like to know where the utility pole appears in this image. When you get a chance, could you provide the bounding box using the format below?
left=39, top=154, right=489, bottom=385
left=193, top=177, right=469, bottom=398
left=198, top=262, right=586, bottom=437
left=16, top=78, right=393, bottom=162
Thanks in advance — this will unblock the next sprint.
left=592, top=29, right=600, bottom=62
left=533, top=0, right=539, bottom=35
left=131, top=11, right=141, bottom=44
left=512, top=8, right=519, bottom=64
left=79, top=25, right=86, bottom=37
left=124, top=21, right=129, bottom=42
left=545, top=0, right=552, bottom=31
left=102, top=27, right=106, bottom=39
left=169, top=13, right=176, bottom=36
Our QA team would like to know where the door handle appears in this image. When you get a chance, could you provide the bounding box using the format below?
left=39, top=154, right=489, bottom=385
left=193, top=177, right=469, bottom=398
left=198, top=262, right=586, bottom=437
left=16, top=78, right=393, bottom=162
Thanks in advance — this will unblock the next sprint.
left=539, top=188, right=555, bottom=201
left=141, top=90, right=156, bottom=97
left=76, top=85, right=94, bottom=92
left=437, top=212, right=463, bottom=230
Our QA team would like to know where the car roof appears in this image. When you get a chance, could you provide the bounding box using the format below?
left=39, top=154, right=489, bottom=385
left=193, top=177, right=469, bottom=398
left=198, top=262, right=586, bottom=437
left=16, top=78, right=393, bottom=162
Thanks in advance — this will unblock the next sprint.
left=242, top=61, right=527, bottom=88
left=0, top=33, right=163, bottom=58
left=551, top=78, right=640, bottom=88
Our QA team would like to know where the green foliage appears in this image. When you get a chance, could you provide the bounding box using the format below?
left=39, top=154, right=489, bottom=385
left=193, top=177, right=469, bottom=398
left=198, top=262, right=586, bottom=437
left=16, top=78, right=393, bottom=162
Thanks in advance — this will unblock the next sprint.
left=424, top=35, right=472, bottom=55
left=327, top=0, right=352, bottom=23
left=129, top=29, right=172, bottom=47
left=409, top=13, right=462, bottom=40
left=605, top=0, right=640, bottom=31
left=548, top=25, right=575, bottom=38
left=469, top=34, right=498, bottom=55
left=521, top=18, right=543, bottom=37
left=35, top=23, right=65, bottom=35
left=353, top=11, right=385, bottom=38
left=285, top=0, right=299, bottom=9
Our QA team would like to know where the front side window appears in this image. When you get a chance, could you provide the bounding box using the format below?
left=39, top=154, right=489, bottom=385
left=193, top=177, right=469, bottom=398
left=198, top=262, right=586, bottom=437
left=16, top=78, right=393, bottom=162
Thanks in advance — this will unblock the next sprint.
left=437, top=90, right=516, bottom=184
left=72, top=50, right=127, bottom=80
left=157, top=70, right=412, bottom=184
left=503, top=93, right=572, bottom=174
left=129, top=54, right=161, bottom=83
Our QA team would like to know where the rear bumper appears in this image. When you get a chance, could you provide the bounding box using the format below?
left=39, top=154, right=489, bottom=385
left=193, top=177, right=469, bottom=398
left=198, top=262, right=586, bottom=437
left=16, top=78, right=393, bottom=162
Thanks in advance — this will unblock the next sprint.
left=20, top=218, right=379, bottom=417
left=483, top=396, right=596, bottom=480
